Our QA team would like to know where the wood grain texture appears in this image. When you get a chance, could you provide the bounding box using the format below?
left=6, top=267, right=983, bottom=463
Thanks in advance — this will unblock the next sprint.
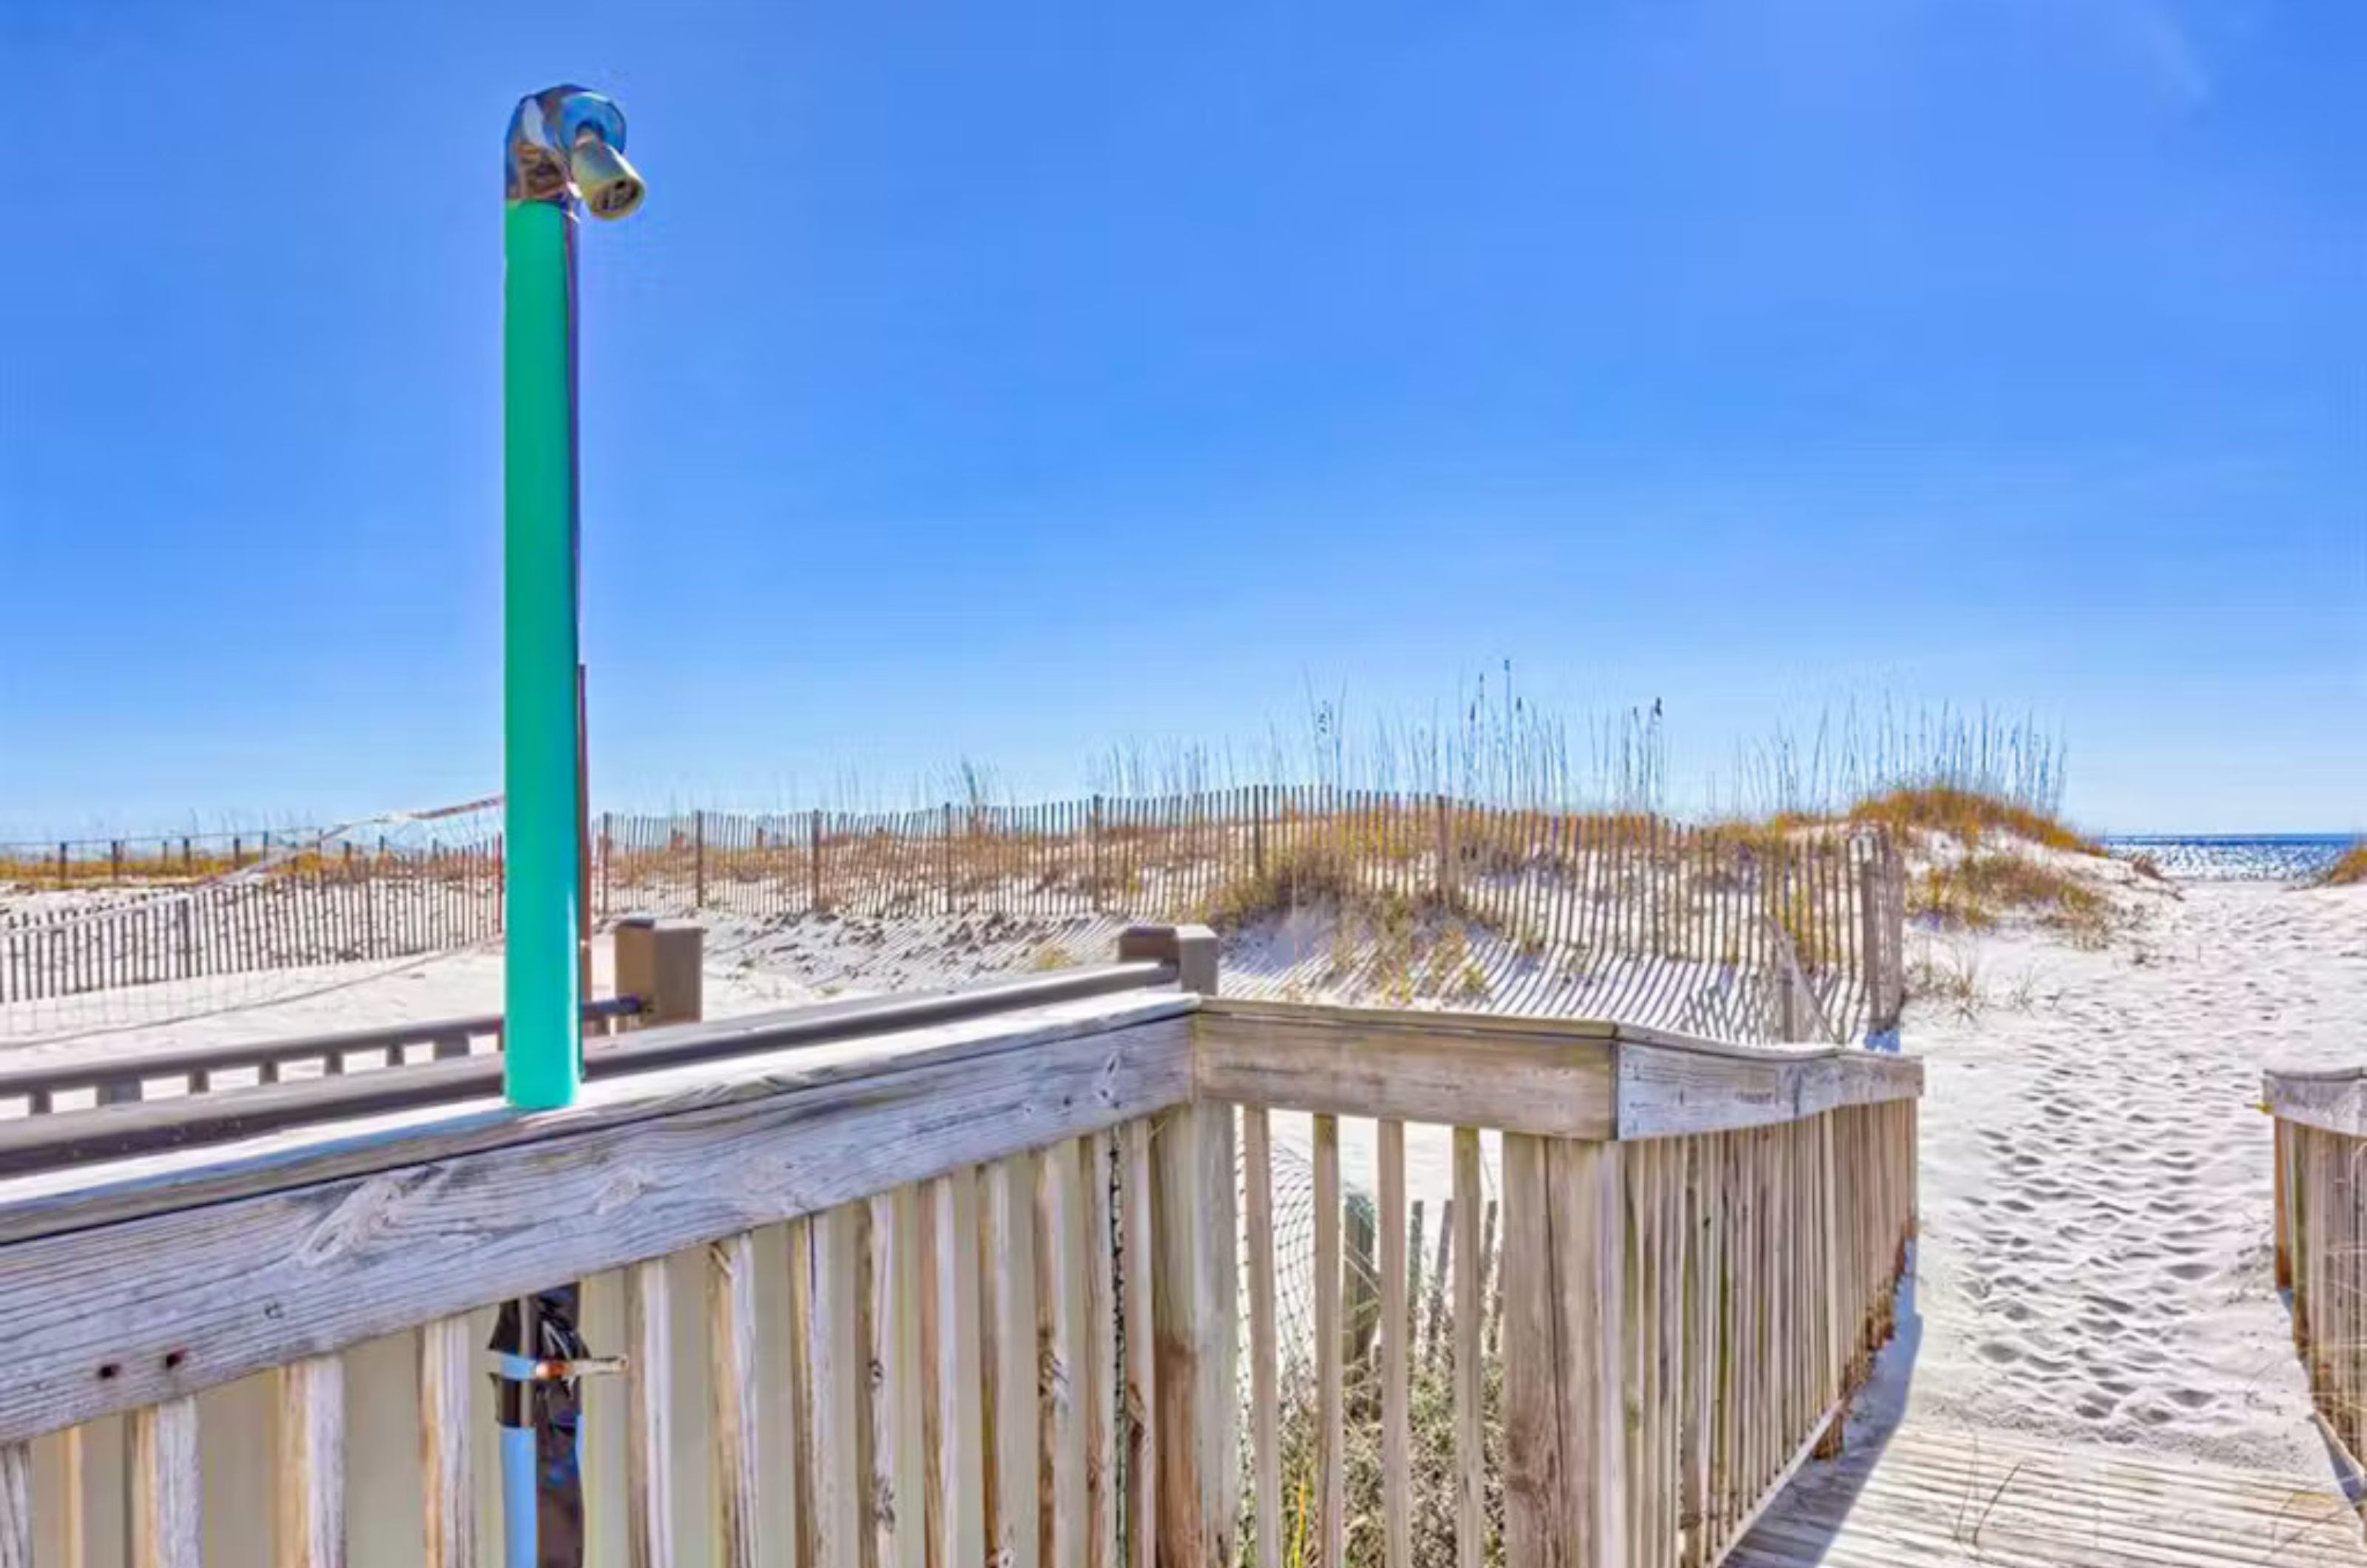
left=1618, top=1040, right=1919, bottom=1139
left=1197, top=1001, right=1919, bottom=1145
left=1081, top=1133, right=1119, bottom=1568
left=1500, top=1133, right=1561, bottom=1568
left=1242, top=1108, right=1281, bottom=1568
left=981, top=1155, right=1041, bottom=1568
left=0, top=1442, right=27, bottom=1568
left=808, top=1205, right=865, bottom=1568
left=706, top=1233, right=761, bottom=1568
left=418, top=1317, right=475, bottom=1568
left=1501, top=1135, right=1629, bottom=1568
left=129, top=1398, right=200, bottom=1568
left=275, top=1354, right=345, bottom=1568
left=1451, top=1128, right=1485, bottom=1568
left=924, top=1170, right=986, bottom=1568
left=2266, top=1068, right=2367, bottom=1138
left=1120, top=1120, right=1157, bottom=1568
left=1553, top=1138, right=1625, bottom=1568
left=1195, top=1005, right=1615, bottom=1138
left=0, top=1014, right=1192, bottom=1444
left=868, top=1187, right=926, bottom=1568
left=1036, top=1140, right=1088, bottom=1568
left=1314, top=1114, right=1345, bottom=1568
left=625, top=1257, right=675, bottom=1568
left=1723, top=1423, right=2367, bottom=1568
left=1149, top=1104, right=1235, bottom=1568
left=1378, top=1118, right=1411, bottom=1568
left=0, top=991, right=1196, bottom=1246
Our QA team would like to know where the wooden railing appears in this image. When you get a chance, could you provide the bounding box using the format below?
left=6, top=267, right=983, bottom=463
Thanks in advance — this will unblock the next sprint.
left=0, top=996, right=646, bottom=1114
left=0, top=919, right=700, bottom=1120
left=1201, top=999, right=1920, bottom=1567
left=2267, top=1065, right=2367, bottom=1479
left=0, top=926, right=1919, bottom=1568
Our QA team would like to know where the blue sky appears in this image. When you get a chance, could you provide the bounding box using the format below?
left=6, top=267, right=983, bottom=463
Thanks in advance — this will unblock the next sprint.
left=2, top=0, right=2360, bottom=837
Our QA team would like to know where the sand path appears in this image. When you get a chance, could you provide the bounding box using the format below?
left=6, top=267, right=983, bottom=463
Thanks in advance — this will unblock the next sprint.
left=1898, top=879, right=2366, bottom=1473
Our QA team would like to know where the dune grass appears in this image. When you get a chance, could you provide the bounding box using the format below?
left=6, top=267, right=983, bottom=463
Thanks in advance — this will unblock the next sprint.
left=1911, top=851, right=2116, bottom=947
left=2323, top=844, right=2367, bottom=887
left=1847, top=785, right=2099, bottom=856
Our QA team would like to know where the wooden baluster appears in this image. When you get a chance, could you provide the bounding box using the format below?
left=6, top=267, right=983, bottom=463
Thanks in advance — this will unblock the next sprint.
left=1627, top=1140, right=1652, bottom=1568
left=1378, top=1119, right=1410, bottom=1568
left=1502, top=1135, right=1624, bottom=1567
left=925, top=1170, right=987, bottom=1568
left=1453, top=1128, right=1485, bottom=1568
left=419, top=1316, right=476, bottom=1568
left=981, top=1155, right=1041, bottom=1568
left=1081, top=1131, right=1121, bottom=1568
left=1314, top=1115, right=1344, bottom=1568
left=869, top=1187, right=926, bottom=1568
left=129, top=1397, right=201, bottom=1568
left=1243, top=1109, right=1282, bottom=1568
left=1683, top=1137, right=1718, bottom=1568
left=1121, top=1122, right=1157, bottom=1568
left=1037, top=1140, right=1088, bottom=1568
left=277, top=1354, right=345, bottom=1568
left=809, top=1205, right=865, bottom=1568
left=0, top=1441, right=30, bottom=1568
left=625, top=1259, right=675, bottom=1568
left=1149, top=1100, right=1233, bottom=1568
left=706, top=1234, right=761, bottom=1568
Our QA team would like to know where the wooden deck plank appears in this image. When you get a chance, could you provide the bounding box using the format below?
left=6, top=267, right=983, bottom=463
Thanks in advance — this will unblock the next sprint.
left=1723, top=1425, right=2367, bottom=1568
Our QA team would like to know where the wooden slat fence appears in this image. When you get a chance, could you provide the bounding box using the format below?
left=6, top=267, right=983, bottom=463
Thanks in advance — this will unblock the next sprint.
left=599, top=791, right=1908, bottom=1042
left=0, top=845, right=501, bottom=1009
left=6, top=791, right=1905, bottom=1045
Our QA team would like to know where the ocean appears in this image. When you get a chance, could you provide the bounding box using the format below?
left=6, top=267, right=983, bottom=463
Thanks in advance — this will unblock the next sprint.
left=2098, top=834, right=2357, bottom=882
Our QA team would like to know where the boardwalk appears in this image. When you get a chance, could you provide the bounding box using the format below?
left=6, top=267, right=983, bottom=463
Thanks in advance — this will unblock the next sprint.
left=1729, top=1423, right=2366, bottom=1567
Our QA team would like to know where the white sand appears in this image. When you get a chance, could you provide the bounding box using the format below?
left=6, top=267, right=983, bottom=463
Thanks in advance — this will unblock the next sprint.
left=1896, top=875, right=2366, bottom=1473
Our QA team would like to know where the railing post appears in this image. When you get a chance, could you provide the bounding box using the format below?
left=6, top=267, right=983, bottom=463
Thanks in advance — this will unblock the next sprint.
left=692, top=809, right=706, bottom=909
left=1501, top=1133, right=1625, bottom=1567
left=1115, top=925, right=1234, bottom=1567
left=1118, top=922, right=1216, bottom=997
left=615, top=916, right=704, bottom=1027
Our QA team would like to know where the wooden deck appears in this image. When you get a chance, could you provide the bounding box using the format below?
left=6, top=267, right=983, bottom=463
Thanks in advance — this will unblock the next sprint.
left=1726, top=1423, right=2366, bottom=1567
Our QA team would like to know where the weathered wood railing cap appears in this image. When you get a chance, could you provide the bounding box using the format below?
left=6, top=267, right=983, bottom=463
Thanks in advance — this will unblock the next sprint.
left=0, top=958, right=1181, bottom=1177
left=0, top=986, right=1201, bottom=1444
left=0, top=987, right=1200, bottom=1250
left=1195, top=998, right=1922, bottom=1141
left=0, top=996, right=644, bottom=1102
left=2263, top=1065, right=2367, bottom=1136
